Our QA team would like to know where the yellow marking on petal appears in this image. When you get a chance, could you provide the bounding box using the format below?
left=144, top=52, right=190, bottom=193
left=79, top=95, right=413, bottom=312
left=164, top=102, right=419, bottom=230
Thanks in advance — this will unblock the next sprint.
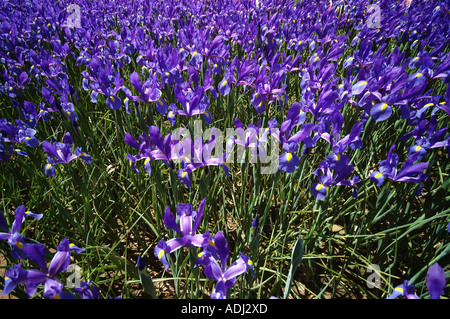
left=336, top=153, right=340, bottom=161
left=381, top=103, right=388, bottom=111
left=54, top=294, right=60, bottom=299
left=208, top=240, right=215, bottom=246
left=395, top=287, right=404, bottom=292
left=181, top=172, right=187, bottom=178
left=416, top=145, right=422, bottom=152
left=144, top=158, right=150, bottom=165
left=157, top=99, right=163, bottom=105
left=16, top=241, right=23, bottom=249
left=248, top=259, right=253, bottom=265
left=222, top=80, right=228, bottom=86
left=192, top=51, right=197, bottom=57
left=169, top=111, right=174, bottom=117
left=25, top=136, right=31, bottom=140
left=110, top=96, right=115, bottom=102
left=375, top=173, right=383, bottom=179
left=314, top=56, right=320, bottom=62
left=415, top=73, right=422, bottom=78
left=413, top=57, right=419, bottom=61
left=46, top=164, right=51, bottom=170
left=222, top=161, right=229, bottom=167
left=287, top=152, right=293, bottom=162
left=316, top=184, right=324, bottom=190
left=359, top=81, right=368, bottom=86
left=158, top=249, right=165, bottom=260
left=423, top=103, right=433, bottom=108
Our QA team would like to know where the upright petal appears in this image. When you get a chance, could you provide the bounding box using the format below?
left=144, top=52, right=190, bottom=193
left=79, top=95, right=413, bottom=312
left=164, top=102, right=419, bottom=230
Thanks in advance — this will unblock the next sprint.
left=426, top=263, right=446, bottom=299
left=163, top=206, right=182, bottom=236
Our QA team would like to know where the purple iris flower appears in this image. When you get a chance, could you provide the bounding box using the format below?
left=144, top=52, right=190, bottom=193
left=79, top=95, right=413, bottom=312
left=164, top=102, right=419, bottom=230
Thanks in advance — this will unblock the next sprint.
left=370, top=144, right=429, bottom=194
left=251, top=67, right=287, bottom=114
left=74, top=281, right=100, bottom=299
left=2, top=237, right=83, bottom=299
left=320, top=115, right=364, bottom=171
left=387, top=280, right=419, bottom=299
left=276, top=103, right=314, bottom=173
left=196, top=231, right=254, bottom=299
left=218, top=56, right=255, bottom=97
left=125, top=125, right=184, bottom=177
left=226, top=118, right=272, bottom=164
left=0, top=205, right=46, bottom=270
left=154, top=199, right=209, bottom=270
left=401, top=116, right=450, bottom=160
left=128, top=71, right=167, bottom=115
left=311, top=162, right=360, bottom=200
left=0, top=118, right=39, bottom=150
left=388, top=263, right=446, bottom=299
left=172, top=84, right=212, bottom=126
left=84, top=58, right=124, bottom=110
left=42, top=132, right=91, bottom=177
left=177, top=128, right=229, bottom=188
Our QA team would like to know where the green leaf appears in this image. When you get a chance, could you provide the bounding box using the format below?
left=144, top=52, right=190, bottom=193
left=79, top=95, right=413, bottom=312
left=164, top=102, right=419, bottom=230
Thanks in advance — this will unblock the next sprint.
left=283, top=236, right=304, bottom=299
left=139, top=271, right=158, bottom=299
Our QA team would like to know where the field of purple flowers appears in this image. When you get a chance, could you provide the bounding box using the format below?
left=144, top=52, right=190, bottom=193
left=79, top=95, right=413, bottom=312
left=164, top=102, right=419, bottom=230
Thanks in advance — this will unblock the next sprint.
left=0, top=0, right=448, bottom=300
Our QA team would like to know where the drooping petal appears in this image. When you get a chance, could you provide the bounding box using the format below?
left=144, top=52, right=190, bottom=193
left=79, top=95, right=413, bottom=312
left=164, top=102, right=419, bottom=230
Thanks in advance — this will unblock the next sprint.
left=278, top=152, right=299, bottom=173
left=311, top=183, right=327, bottom=200
left=351, top=80, right=368, bottom=96
left=154, top=239, right=170, bottom=271
left=106, top=95, right=122, bottom=110
left=223, top=254, right=251, bottom=282
left=163, top=206, right=182, bottom=236
left=155, top=98, right=168, bottom=115
left=370, top=102, right=393, bottom=122
left=218, top=78, right=231, bottom=96
left=178, top=169, right=191, bottom=188
left=370, top=171, right=385, bottom=186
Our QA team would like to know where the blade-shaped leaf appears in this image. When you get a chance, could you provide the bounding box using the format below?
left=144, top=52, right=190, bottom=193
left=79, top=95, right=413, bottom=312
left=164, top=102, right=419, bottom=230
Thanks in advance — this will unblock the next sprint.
left=284, top=236, right=304, bottom=299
